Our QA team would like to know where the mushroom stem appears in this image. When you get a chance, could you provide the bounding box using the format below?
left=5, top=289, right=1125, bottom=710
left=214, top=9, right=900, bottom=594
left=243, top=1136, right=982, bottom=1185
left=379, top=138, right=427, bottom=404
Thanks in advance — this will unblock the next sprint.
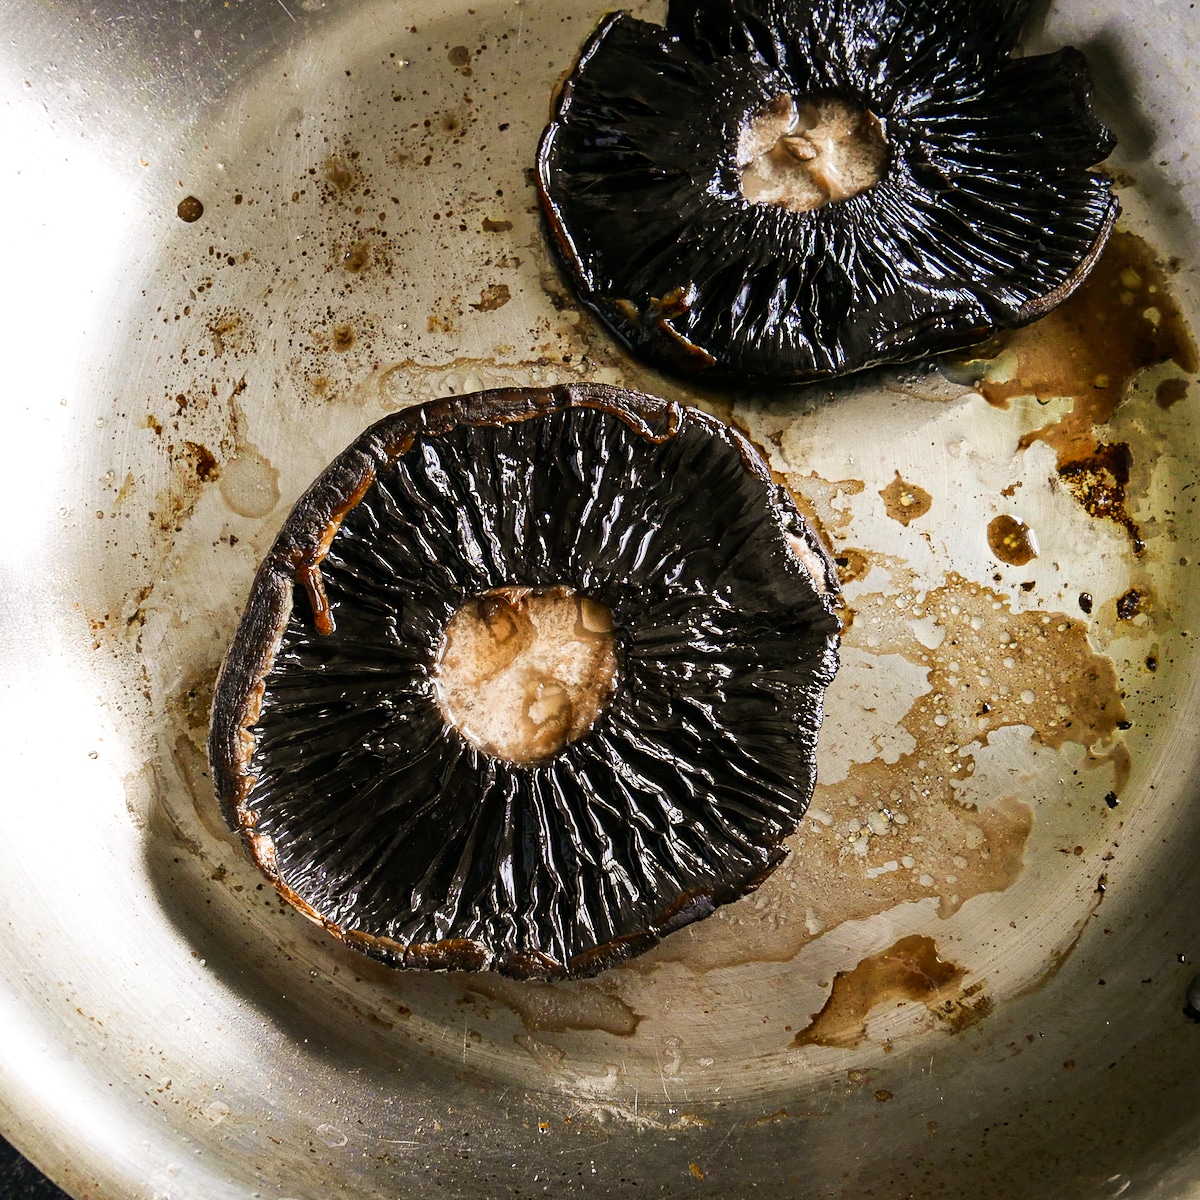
left=738, top=94, right=888, bottom=213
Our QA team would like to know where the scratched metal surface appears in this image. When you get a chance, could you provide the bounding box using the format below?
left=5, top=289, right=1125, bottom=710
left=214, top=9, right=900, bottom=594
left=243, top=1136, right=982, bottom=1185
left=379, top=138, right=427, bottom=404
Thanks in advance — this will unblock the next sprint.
left=1, top=0, right=1199, bottom=1196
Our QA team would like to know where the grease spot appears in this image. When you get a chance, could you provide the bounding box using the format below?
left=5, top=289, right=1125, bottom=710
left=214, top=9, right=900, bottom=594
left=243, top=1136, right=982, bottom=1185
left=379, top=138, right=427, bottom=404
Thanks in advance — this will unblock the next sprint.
left=342, top=242, right=370, bottom=273
left=218, top=446, right=280, bottom=519
left=645, top=572, right=1126, bottom=973
left=792, top=935, right=965, bottom=1048
left=177, top=195, right=204, bottom=222
left=879, top=472, right=932, bottom=526
left=324, top=156, right=356, bottom=193
left=987, top=515, right=1038, bottom=566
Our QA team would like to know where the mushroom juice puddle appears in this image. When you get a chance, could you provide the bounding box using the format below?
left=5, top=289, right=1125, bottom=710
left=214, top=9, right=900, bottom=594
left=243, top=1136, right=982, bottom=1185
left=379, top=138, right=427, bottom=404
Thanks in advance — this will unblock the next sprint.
left=79, top=0, right=1200, bottom=1116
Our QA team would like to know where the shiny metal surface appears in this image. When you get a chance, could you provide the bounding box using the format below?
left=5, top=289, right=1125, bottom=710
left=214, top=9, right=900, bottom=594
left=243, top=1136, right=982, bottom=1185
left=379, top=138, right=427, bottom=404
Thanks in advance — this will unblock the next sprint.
left=2, top=1, right=1200, bottom=1196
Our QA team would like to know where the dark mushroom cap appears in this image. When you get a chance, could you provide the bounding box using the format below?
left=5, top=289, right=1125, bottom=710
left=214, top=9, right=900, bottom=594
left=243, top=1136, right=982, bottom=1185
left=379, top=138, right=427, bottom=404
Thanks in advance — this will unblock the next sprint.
left=209, top=385, right=841, bottom=979
left=537, top=0, right=1119, bottom=384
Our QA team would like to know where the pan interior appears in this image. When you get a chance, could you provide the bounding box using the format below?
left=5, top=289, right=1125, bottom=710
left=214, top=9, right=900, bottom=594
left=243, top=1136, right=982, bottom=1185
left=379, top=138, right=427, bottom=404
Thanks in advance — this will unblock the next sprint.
left=5, top=0, right=1200, bottom=1197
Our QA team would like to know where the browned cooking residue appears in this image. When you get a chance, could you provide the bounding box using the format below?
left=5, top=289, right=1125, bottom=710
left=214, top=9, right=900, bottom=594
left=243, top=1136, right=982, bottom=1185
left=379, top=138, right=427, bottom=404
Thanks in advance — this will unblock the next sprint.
left=1115, top=587, right=1146, bottom=620
left=879, top=471, right=932, bottom=526
left=644, top=572, right=1128, bottom=973
left=470, top=282, right=512, bottom=312
left=182, top=441, right=220, bottom=484
left=1056, top=441, right=1143, bottom=555
left=987, top=514, right=1038, bottom=566
left=833, top=547, right=870, bottom=584
left=323, top=155, right=357, bottom=194
left=206, top=310, right=255, bottom=359
left=341, top=242, right=371, bottom=273
left=792, top=935, right=973, bottom=1049
left=979, top=232, right=1197, bottom=553
left=461, top=977, right=642, bottom=1037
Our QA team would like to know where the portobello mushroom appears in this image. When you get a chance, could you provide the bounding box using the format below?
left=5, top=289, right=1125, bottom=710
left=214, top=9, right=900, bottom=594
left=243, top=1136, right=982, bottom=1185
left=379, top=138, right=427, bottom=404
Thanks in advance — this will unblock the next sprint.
left=536, top=0, right=1119, bottom=383
left=209, top=385, right=841, bottom=979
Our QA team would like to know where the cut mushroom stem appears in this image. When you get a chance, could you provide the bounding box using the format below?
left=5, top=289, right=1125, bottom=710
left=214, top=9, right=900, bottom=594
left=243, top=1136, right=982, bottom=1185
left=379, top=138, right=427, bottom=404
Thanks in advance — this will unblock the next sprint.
left=738, top=94, right=889, bottom=212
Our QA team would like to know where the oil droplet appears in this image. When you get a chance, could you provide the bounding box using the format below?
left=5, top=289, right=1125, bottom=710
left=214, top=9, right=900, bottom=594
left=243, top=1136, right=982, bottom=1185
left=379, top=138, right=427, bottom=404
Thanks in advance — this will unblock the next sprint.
left=987, top=514, right=1038, bottom=565
left=218, top=447, right=280, bottom=519
left=879, top=472, right=932, bottom=526
left=177, top=196, right=204, bottom=222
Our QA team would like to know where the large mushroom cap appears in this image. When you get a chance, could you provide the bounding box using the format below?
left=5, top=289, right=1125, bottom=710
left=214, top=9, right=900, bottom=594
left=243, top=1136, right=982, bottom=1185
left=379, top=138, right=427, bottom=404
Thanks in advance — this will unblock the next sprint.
left=209, top=385, right=841, bottom=979
left=537, top=0, right=1119, bottom=384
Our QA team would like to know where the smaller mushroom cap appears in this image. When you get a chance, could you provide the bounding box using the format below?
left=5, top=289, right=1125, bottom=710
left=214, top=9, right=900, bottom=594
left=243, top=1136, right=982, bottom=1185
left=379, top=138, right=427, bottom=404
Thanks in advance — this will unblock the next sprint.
left=537, top=0, right=1118, bottom=383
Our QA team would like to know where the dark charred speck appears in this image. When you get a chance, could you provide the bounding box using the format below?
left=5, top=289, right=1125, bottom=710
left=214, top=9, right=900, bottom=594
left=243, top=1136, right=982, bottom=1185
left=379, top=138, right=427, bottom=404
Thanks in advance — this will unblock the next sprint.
left=208, top=384, right=841, bottom=980
left=537, top=0, right=1118, bottom=384
left=1116, top=588, right=1144, bottom=620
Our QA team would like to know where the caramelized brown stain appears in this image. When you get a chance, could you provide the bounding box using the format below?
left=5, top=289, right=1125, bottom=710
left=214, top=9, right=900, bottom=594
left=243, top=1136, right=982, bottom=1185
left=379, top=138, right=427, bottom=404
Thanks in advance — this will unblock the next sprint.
left=792, top=935, right=964, bottom=1049
left=332, top=324, right=356, bottom=353
left=933, top=978, right=994, bottom=1034
left=987, top=514, right=1038, bottom=566
left=646, top=572, right=1126, bottom=972
left=464, top=977, right=642, bottom=1036
left=482, top=217, right=514, bottom=232
left=206, top=310, right=255, bottom=359
left=978, top=232, right=1196, bottom=550
left=183, top=442, right=220, bottom=484
left=1056, top=441, right=1144, bottom=555
left=470, top=282, right=512, bottom=312
left=879, top=471, right=932, bottom=526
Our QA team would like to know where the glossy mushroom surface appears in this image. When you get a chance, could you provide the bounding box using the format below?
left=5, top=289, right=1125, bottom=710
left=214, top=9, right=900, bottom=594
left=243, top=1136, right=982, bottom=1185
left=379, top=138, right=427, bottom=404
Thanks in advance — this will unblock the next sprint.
left=537, top=0, right=1119, bottom=383
left=209, top=385, right=841, bottom=979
